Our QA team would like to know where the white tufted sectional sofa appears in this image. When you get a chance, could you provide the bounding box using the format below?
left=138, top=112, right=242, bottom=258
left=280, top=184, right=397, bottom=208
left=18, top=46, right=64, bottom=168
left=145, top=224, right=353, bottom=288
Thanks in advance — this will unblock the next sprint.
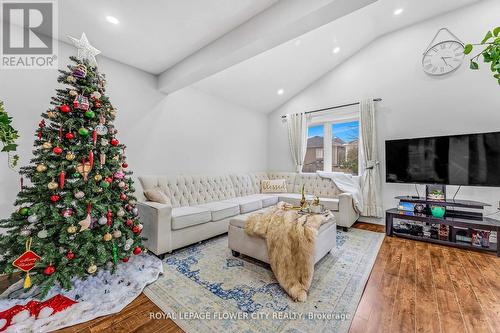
left=137, top=172, right=359, bottom=256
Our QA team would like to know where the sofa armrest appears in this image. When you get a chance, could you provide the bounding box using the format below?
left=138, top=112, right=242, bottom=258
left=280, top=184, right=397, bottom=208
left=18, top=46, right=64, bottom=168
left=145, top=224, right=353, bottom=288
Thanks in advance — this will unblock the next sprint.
left=137, top=201, right=173, bottom=255
left=334, top=193, right=360, bottom=228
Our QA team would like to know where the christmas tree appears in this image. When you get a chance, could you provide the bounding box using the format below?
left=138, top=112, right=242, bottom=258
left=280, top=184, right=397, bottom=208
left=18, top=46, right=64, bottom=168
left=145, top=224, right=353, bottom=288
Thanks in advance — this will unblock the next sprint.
left=0, top=34, right=144, bottom=296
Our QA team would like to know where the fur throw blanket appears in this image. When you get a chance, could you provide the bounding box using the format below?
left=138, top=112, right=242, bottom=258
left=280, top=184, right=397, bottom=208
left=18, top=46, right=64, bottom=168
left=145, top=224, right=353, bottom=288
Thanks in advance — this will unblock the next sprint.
left=244, top=202, right=332, bottom=302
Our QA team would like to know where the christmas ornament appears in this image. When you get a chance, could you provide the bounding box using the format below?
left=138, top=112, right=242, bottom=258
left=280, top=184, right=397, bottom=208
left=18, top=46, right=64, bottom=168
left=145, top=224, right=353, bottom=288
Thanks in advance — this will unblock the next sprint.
left=59, top=171, right=65, bottom=189
left=114, top=170, right=125, bottom=179
left=60, top=104, right=71, bottom=113
left=95, top=124, right=108, bottom=136
left=72, top=172, right=81, bottom=178
left=110, top=138, right=119, bottom=146
left=50, top=195, right=60, bottom=203
left=122, top=257, right=129, bottom=263
left=66, top=75, right=76, bottom=83
left=103, top=233, right=112, bottom=241
left=128, top=199, right=136, bottom=206
left=78, top=127, right=89, bottom=136
left=27, top=215, right=38, bottom=223
left=62, top=208, right=73, bottom=218
left=74, top=191, right=85, bottom=199
left=84, top=110, right=95, bottom=118
left=20, top=226, right=31, bottom=237
left=65, top=152, right=76, bottom=161
left=76, top=161, right=92, bottom=181
left=90, top=91, right=101, bottom=100
left=112, top=243, right=118, bottom=265
left=47, top=181, right=58, bottom=190
left=132, top=225, right=141, bottom=234
left=120, top=193, right=127, bottom=201
left=100, top=180, right=110, bottom=189
left=133, top=207, right=139, bottom=216
left=99, top=153, right=106, bottom=166
left=42, top=142, right=52, bottom=149
left=118, top=181, right=126, bottom=188
left=92, top=129, right=97, bottom=146
left=36, top=164, right=47, bottom=172
left=72, top=64, right=88, bottom=78
left=47, top=110, right=57, bottom=119
left=78, top=203, right=92, bottom=232
left=88, top=150, right=94, bottom=168
left=69, top=89, right=78, bottom=97
left=37, top=229, right=48, bottom=238
left=126, top=219, right=133, bottom=227
left=52, top=146, right=62, bottom=155
left=74, top=95, right=90, bottom=111
left=66, top=251, right=75, bottom=260
left=87, top=264, right=97, bottom=274
left=116, top=209, right=125, bottom=218
left=98, top=216, right=107, bottom=225
left=38, top=120, right=45, bottom=128
left=65, top=132, right=74, bottom=140
left=44, top=265, right=56, bottom=276
left=133, top=247, right=142, bottom=255
left=107, top=210, right=113, bottom=226
left=18, top=207, right=30, bottom=216
left=100, top=138, right=109, bottom=146
left=122, top=162, right=128, bottom=168
left=113, top=230, right=122, bottom=238
left=12, top=238, right=41, bottom=289
left=94, top=174, right=103, bottom=182
left=68, top=33, right=101, bottom=67
left=67, top=225, right=77, bottom=234
left=94, top=100, right=102, bottom=108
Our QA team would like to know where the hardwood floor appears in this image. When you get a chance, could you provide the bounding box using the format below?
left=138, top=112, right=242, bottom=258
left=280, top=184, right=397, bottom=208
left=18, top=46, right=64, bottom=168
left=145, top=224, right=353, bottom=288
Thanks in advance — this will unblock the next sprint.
left=1, top=222, right=499, bottom=333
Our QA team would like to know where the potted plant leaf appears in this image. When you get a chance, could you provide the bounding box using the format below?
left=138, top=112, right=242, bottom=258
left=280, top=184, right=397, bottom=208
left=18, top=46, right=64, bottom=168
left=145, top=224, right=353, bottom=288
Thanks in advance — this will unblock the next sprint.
left=463, top=27, right=500, bottom=85
left=0, top=101, right=19, bottom=169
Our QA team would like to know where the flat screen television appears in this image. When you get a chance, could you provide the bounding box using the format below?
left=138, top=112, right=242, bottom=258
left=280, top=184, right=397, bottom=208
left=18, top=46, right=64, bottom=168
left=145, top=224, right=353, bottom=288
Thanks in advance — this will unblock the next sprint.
left=385, top=131, right=500, bottom=186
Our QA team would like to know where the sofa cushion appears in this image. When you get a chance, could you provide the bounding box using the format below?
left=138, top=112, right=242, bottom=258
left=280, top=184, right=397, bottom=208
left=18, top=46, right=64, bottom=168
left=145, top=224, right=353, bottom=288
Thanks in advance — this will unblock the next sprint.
left=319, top=197, right=339, bottom=211
left=197, top=201, right=240, bottom=221
left=249, top=194, right=279, bottom=207
left=171, top=206, right=211, bottom=230
left=222, top=196, right=263, bottom=214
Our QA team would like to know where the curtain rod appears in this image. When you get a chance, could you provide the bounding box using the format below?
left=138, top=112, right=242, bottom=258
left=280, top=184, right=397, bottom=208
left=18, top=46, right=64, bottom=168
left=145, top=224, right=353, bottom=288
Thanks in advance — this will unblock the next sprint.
left=280, top=98, right=382, bottom=119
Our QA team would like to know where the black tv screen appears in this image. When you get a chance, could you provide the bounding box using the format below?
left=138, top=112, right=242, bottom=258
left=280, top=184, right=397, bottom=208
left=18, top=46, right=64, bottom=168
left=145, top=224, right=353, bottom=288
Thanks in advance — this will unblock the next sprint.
left=385, top=131, right=500, bottom=186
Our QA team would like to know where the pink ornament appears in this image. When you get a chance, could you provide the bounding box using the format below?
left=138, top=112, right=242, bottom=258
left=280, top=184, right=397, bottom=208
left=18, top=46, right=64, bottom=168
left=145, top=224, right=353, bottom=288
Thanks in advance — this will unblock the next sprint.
left=114, top=171, right=125, bottom=179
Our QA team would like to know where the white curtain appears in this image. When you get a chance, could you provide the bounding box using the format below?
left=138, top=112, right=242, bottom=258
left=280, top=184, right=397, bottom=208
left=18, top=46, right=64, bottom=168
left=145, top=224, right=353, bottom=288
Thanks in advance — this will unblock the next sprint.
left=360, top=99, right=383, bottom=217
left=285, top=113, right=307, bottom=173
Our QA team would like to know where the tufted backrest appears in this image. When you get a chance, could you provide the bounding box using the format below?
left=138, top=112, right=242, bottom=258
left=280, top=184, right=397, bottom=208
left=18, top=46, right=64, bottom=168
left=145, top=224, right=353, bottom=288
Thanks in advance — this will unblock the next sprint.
left=230, top=173, right=258, bottom=197
left=248, top=172, right=269, bottom=193
left=138, top=175, right=236, bottom=208
left=292, top=173, right=340, bottom=198
left=266, top=172, right=297, bottom=193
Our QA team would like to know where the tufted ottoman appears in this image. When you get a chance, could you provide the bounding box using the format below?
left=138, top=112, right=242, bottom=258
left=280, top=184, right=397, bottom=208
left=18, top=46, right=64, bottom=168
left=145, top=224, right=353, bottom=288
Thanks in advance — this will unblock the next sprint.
left=228, top=211, right=337, bottom=264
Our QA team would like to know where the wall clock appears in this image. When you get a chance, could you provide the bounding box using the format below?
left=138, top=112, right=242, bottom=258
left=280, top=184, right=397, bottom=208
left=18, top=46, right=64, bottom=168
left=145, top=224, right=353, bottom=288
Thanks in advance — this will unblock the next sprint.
left=422, top=28, right=465, bottom=76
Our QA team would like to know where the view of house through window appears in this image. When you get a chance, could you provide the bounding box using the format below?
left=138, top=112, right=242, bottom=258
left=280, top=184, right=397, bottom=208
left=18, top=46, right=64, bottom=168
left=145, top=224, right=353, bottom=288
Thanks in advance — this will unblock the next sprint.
left=303, top=121, right=359, bottom=175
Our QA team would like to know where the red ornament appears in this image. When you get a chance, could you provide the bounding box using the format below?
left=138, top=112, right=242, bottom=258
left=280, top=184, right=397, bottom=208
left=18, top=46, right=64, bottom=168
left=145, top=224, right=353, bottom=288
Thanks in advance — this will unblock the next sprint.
left=50, top=195, right=60, bottom=202
left=95, top=100, right=102, bottom=108
left=110, top=138, right=119, bottom=146
left=133, top=247, right=142, bottom=255
left=65, top=132, right=74, bottom=140
left=88, top=150, right=94, bottom=168
left=122, top=257, right=129, bottom=263
left=107, top=210, right=112, bottom=226
left=132, top=225, right=141, bottom=234
left=126, top=219, right=133, bottom=227
left=105, top=177, right=113, bottom=184
left=120, top=193, right=127, bottom=201
left=122, top=162, right=128, bottom=168
left=53, top=147, right=62, bottom=155
left=38, top=120, right=46, bottom=128
left=59, top=171, right=65, bottom=189
left=60, top=104, right=70, bottom=113
left=66, top=251, right=75, bottom=260
left=43, top=265, right=56, bottom=276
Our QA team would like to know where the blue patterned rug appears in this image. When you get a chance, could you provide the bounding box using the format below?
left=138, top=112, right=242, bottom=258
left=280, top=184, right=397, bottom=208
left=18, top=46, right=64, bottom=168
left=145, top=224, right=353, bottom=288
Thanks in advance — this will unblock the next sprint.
left=144, top=228, right=384, bottom=333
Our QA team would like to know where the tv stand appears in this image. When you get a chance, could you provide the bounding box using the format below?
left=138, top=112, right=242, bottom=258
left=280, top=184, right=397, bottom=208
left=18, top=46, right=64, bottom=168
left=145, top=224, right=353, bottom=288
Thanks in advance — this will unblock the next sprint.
left=386, top=196, right=499, bottom=256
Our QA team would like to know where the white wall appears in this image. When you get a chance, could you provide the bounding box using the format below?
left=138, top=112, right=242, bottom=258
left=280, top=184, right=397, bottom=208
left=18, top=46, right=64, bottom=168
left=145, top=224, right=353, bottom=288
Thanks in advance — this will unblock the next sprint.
left=0, top=41, right=268, bottom=220
left=268, top=0, right=500, bottom=219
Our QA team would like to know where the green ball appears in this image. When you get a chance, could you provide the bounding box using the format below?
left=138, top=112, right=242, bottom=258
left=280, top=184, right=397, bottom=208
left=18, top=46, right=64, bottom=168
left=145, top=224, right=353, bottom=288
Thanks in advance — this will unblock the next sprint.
left=78, top=128, right=89, bottom=136
left=84, top=110, right=95, bottom=118
left=100, top=181, right=110, bottom=188
left=19, top=207, right=30, bottom=216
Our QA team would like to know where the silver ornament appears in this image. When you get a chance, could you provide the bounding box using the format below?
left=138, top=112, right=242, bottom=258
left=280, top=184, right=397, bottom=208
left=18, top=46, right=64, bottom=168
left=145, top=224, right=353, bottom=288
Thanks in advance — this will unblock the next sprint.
left=27, top=215, right=38, bottom=223
left=126, top=238, right=134, bottom=245
left=132, top=208, right=139, bottom=216
left=98, top=216, right=108, bottom=225
left=95, top=124, right=108, bottom=136
left=20, top=226, right=31, bottom=236
left=117, top=209, right=125, bottom=217
left=100, top=138, right=109, bottom=146
left=74, top=191, right=85, bottom=199
left=128, top=200, right=136, bottom=206
left=124, top=243, right=131, bottom=251
left=113, top=230, right=122, bottom=238
left=37, top=229, right=48, bottom=238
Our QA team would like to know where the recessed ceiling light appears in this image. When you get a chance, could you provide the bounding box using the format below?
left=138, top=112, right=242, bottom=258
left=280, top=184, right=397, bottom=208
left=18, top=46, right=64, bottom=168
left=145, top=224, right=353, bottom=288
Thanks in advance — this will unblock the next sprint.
left=332, top=47, right=340, bottom=54
left=393, top=8, right=404, bottom=16
left=106, top=16, right=119, bottom=24
left=277, top=89, right=284, bottom=95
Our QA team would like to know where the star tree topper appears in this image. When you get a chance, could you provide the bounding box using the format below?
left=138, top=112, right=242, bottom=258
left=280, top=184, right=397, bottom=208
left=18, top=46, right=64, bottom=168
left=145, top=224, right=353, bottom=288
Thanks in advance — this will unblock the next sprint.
left=68, top=33, right=101, bottom=67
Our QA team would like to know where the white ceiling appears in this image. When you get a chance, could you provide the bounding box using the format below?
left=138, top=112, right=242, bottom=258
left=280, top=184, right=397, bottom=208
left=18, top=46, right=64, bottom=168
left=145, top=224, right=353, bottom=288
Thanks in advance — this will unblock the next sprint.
left=59, top=0, right=277, bottom=74
left=192, top=0, right=481, bottom=113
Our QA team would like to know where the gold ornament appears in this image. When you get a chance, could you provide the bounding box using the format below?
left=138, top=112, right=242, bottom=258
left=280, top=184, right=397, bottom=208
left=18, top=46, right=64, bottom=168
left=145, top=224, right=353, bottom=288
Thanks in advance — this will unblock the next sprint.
left=94, top=174, right=103, bottom=182
left=67, top=225, right=77, bottom=234
left=47, top=111, right=57, bottom=119
left=47, top=181, right=58, bottom=190
left=36, top=164, right=47, bottom=172
left=116, top=209, right=125, bottom=217
left=87, top=264, right=97, bottom=274
left=42, top=142, right=52, bottom=149
left=65, top=152, right=76, bottom=161
left=69, top=90, right=78, bottom=97
left=76, top=162, right=92, bottom=181
left=103, top=233, right=112, bottom=241
left=113, top=155, right=120, bottom=161
left=66, top=75, right=76, bottom=83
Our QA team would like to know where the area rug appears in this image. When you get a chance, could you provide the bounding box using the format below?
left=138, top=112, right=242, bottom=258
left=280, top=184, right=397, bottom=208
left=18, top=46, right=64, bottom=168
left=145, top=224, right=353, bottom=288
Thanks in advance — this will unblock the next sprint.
left=144, top=228, right=384, bottom=333
left=0, top=254, right=163, bottom=333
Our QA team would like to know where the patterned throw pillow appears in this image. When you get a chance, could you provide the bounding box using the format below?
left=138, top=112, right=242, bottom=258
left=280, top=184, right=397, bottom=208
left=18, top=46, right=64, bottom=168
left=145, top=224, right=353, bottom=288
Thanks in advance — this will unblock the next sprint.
left=261, top=179, right=287, bottom=193
left=144, top=188, right=171, bottom=205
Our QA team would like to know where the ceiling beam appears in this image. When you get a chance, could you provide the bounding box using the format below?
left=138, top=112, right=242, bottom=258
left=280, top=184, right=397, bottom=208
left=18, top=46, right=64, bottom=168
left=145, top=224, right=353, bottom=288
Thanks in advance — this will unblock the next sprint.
left=158, top=0, right=378, bottom=94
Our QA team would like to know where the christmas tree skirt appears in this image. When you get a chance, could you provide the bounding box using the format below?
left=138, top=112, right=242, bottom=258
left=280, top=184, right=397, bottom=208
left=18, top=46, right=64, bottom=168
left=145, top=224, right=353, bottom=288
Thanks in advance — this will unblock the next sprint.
left=0, top=253, right=163, bottom=332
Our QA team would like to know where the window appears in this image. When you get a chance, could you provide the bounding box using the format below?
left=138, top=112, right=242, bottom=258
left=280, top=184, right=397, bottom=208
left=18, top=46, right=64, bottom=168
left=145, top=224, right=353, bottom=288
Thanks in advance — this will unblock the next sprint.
left=302, top=120, right=360, bottom=175
left=303, top=125, right=324, bottom=173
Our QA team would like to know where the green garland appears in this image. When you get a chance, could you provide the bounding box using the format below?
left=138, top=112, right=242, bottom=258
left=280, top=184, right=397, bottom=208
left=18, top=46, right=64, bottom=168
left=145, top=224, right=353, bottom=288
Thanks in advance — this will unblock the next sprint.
left=0, top=100, right=19, bottom=168
left=464, top=27, right=500, bottom=86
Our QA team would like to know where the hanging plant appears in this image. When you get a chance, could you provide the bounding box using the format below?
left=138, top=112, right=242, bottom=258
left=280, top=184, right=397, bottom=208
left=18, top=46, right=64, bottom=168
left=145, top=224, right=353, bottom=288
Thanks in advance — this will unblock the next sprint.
left=463, top=27, right=500, bottom=86
left=0, top=100, right=19, bottom=168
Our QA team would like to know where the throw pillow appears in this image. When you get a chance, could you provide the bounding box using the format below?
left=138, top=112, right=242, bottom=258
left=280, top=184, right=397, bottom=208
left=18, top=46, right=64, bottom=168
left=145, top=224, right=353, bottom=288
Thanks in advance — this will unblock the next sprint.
left=261, top=179, right=287, bottom=193
left=144, top=188, right=171, bottom=205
